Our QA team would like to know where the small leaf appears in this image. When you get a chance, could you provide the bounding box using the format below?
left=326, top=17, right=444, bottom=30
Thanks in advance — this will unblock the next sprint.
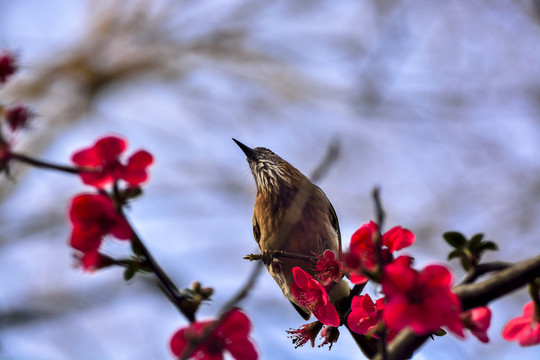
left=124, top=267, right=136, bottom=281
left=468, top=233, right=484, bottom=250
left=124, top=186, right=143, bottom=200
left=479, top=241, right=499, bottom=252
left=433, top=329, right=447, bottom=337
left=447, top=249, right=463, bottom=261
left=131, top=241, right=144, bottom=257
left=443, top=231, right=467, bottom=249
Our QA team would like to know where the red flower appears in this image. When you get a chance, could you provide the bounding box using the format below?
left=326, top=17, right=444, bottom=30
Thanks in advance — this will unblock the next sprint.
left=348, top=294, right=382, bottom=337
left=69, top=193, right=132, bottom=269
left=286, top=321, right=323, bottom=348
left=4, top=103, right=34, bottom=131
left=502, top=301, right=540, bottom=346
left=343, top=221, right=415, bottom=284
left=381, top=256, right=464, bottom=337
left=347, top=294, right=398, bottom=341
left=315, top=250, right=343, bottom=287
left=291, top=267, right=340, bottom=327
left=0, top=50, right=17, bottom=84
left=461, top=306, right=491, bottom=343
left=170, top=308, right=258, bottom=360
left=71, top=135, right=153, bottom=188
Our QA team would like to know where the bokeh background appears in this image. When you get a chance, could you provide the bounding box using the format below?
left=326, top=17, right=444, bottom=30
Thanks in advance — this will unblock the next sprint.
left=1, top=0, right=540, bottom=359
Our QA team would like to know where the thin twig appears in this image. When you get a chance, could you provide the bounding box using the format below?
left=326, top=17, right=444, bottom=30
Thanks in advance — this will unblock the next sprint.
left=310, top=139, right=340, bottom=182
left=461, top=261, right=512, bottom=284
left=10, top=152, right=84, bottom=174
left=372, top=186, right=385, bottom=233
left=371, top=186, right=387, bottom=358
left=220, top=261, right=264, bottom=314
left=121, top=213, right=193, bottom=322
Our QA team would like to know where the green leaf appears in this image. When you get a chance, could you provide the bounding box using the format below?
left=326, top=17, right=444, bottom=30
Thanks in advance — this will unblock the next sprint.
left=432, top=329, right=447, bottom=337
left=131, top=241, right=144, bottom=257
left=447, top=249, right=463, bottom=261
left=479, top=241, right=499, bottom=252
left=124, top=186, right=143, bottom=200
left=443, top=231, right=467, bottom=249
left=468, top=233, right=484, bottom=250
left=123, top=267, right=136, bottom=281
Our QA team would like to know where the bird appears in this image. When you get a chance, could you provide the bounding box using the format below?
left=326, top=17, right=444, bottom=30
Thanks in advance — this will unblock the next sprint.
left=232, top=138, right=350, bottom=319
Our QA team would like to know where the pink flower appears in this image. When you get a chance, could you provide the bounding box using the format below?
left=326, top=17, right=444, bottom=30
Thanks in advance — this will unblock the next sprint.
left=461, top=307, right=491, bottom=343
left=71, top=135, right=153, bottom=188
left=291, top=267, right=340, bottom=326
left=502, top=301, right=540, bottom=346
left=286, top=321, right=323, bottom=348
left=68, top=193, right=132, bottom=270
left=315, top=250, right=343, bottom=287
left=0, top=50, right=17, bottom=84
left=170, top=308, right=258, bottom=360
left=343, top=221, right=415, bottom=284
left=381, top=256, right=464, bottom=337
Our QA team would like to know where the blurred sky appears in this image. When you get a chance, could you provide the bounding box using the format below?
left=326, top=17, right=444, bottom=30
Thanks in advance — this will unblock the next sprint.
left=1, top=0, right=540, bottom=359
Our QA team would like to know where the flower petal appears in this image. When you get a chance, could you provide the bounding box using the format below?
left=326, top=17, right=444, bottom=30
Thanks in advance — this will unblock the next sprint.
left=502, top=317, right=532, bottom=341
left=292, top=267, right=311, bottom=289
left=94, top=136, right=127, bottom=161
left=314, top=300, right=340, bottom=327
left=226, top=338, right=258, bottom=360
left=382, top=226, right=415, bottom=252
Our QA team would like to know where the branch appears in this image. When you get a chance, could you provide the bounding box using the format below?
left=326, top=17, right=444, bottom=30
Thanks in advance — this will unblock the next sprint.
left=461, top=261, right=512, bottom=284
left=309, top=139, right=340, bottom=182
left=219, top=261, right=264, bottom=315
left=372, top=186, right=385, bottom=233
left=10, top=152, right=84, bottom=174
left=456, top=254, right=540, bottom=309
left=121, top=214, right=195, bottom=322
left=372, top=253, right=540, bottom=360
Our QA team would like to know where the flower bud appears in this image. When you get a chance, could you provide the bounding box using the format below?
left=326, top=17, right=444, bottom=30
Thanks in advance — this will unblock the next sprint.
left=4, top=104, right=34, bottom=131
left=0, top=50, right=17, bottom=84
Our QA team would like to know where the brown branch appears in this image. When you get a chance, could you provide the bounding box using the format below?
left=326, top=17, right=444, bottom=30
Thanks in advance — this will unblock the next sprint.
left=372, top=253, right=540, bottom=360
left=372, top=186, right=386, bottom=233
left=456, top=254, right=540, bottom=309
left=10, top=152, right=84, bottom=174
left=219, top=261, right=264, bottom=315
left=120, top=214, right=194, bottom=322
left=461, top=261, right=512, bottom=284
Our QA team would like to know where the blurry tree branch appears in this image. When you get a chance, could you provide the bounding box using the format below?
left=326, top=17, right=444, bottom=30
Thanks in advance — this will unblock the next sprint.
left=0, top=0, right=323, bottom=203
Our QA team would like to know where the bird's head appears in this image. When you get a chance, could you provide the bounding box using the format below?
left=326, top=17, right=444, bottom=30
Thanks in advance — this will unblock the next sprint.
left=233, top=138, right=303, bottom=195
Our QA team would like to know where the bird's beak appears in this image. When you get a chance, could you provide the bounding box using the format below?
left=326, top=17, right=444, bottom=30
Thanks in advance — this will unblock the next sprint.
left=233, top=138, right=257, bottom=161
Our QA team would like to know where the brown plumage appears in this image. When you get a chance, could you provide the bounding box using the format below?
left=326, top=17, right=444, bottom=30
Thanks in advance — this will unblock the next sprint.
left=233, top=139, right=349, bottom=319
